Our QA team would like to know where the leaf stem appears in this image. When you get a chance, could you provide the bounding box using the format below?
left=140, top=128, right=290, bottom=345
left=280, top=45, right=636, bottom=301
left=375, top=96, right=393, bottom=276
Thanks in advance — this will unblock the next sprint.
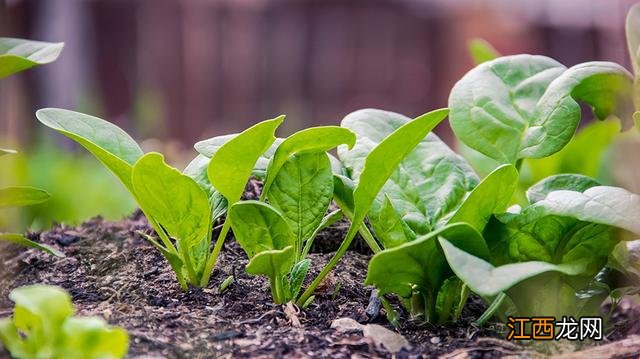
left=359, top=225, right=382, bottom=253
left=475, top=292, right=507, bottom=326
left=199, top=219, right=232, bottom=287
left=297, top=224, right=358, bottom=306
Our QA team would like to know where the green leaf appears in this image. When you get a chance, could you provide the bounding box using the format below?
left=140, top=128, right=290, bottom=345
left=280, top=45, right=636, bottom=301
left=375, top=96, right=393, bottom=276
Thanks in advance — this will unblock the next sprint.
left=368, top=194, right=416, bottom=248
left=208, top=116, right=283, bottom=203
left=183, top=154, right=227, bottom=221
left=448, top=164, right=518, bottom=232
left=60, top=317, right=129, bottom=359
left=195, top=136, right=283, bottom=179
left=0, top=186, right=51, bottom=207
left=526, top=174, right=600, bottom=204
left=0, top=148, right=17, bottom=157
left=228, top=201, right=295, bottom=257
left=261, top=126, right=355, bottom=198
left=267, top=152, right=333, bottom=249
left=467, top=38, right=500, bottom=65
left=132, top=153, right=210, bottom=250
left=365, top=223, right=488, bottom=323
left=514, top=185, right=640, bottom=235
left=288, top=259, right=311, bottom=300
left=449, top=55, right=634, bottom=164
left=440, top=238, right=585, bottom=297
left=339, top=109, right=477, bottom=236
left=0, top=233, right=65, bottom=257
left=36, top=108, right=144, bottom=192
left=0, top=38, right=63, bottom=79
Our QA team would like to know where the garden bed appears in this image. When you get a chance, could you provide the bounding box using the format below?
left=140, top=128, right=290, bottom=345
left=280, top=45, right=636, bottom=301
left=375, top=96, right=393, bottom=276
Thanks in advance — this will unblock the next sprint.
left=1, top=208, right=639, bottom=358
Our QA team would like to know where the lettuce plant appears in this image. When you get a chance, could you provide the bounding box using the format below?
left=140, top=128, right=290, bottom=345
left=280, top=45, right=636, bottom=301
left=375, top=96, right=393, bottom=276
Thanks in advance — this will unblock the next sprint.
left=36, top=109, right=282, bottom=290
left=0, top=285, right=128, bottom=359
left=0, top=38, right=63, bottom=256
left=226, top=126, right=356, bottom=304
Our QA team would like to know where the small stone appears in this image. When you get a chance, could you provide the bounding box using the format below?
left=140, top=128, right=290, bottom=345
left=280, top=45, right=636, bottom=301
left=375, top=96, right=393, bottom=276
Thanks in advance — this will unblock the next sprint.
left=430, top=336, right=441, bottom=344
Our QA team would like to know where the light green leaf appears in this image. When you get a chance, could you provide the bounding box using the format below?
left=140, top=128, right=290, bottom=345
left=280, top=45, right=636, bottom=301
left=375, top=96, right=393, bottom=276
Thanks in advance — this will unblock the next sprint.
left=228, top=200, right=295, bottom=257
left=267, top=152, right=333, bottom=248
left=467, top=38, right=500, bottom=65
left=288, top=259, right=311, bottom=300
left=440, top=238, right=585, bottom=297
left=36, top=108, right=144, bottom=192
left=0, top=233, right=64, bottom=257
left=208, top=116, right=283, bottom=204
left=449, top=55, right=633, bottom=164
left=517, top=186, right=640, bottom=235
left=368, top=194, right=416, bottom=248
left=132, top=153, right=210, bottom=249
left=526, top=174, right=600, bottom=204
left=448, top=164, right=518, bottom=232
left=183, top=154, right=227, bottom=221
left=261, top=126, right=355, bottom=198
left=0, top=148, right=17, bottom=157
left=60, top=317, right=128, bottom=359
left=195, top=136, right=283, bottom=179
left=339, top=109, right=477, bottom=236
left=0, top=186, right=51, bottom=207
left=0, top=38, right=63, bottom=79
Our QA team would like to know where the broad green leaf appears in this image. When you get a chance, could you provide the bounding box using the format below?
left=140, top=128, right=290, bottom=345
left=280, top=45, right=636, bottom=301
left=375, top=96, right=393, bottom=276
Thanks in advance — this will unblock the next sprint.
left=467, top=38, right=500, bottom=65
left=449, top=55, right=633, bottom=164
left=60, top=317, right=128, bottom=359
left=0, top=38, right=63, bottom=79
left=228, top=201, right=295, bottom=257
left=246, top=246, right=295, bottom=278
left=366, top=223, right=488, bottom=298
left=448, top=165, right=518, bottom=232
left=439, top=238, right=585, bottom=297
left=288, top=259, right=311, bottom=300
left=36, top=108, right=144, bottom=192
left=339, top=109, right=477, bottom=236
left=208, top=116, right=283, bottom=203
left=261, top=126, right=355, bottom=197
left=267, top=152, right=333, bottom=248
left=0, top=233, right=65, bottom=257
left=515, top=186, right=640, bottom=235
left=132, top=153, right=210, bottom=249
left=368, top=194, right=416, bottom=248
left=195, top=136, right=283, bottom=179
left=0, top=186, right=50, bottom=207
left=526, top=174, right=600, bottom=204
left=0, top=148, right=16, bottom=157
left=183, top=154, right=227, bottom=221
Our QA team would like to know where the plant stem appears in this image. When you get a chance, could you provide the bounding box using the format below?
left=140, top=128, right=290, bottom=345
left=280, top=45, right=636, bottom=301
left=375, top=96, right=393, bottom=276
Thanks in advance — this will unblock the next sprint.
left=297, top=224, right=358, bottom=306
left=475, top=292, right=506, bottom=327
left=359, top=225, right=382, bottom=253
left=199, top=219, right=232, bottom=287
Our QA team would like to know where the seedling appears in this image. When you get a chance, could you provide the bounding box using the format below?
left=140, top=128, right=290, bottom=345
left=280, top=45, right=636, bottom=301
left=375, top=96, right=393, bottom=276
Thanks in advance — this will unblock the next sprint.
left=227, top=126, right=356, bottom=303
left=37, top=109, right=282, bottom=290
left=0, top=284, right=128, bottom=359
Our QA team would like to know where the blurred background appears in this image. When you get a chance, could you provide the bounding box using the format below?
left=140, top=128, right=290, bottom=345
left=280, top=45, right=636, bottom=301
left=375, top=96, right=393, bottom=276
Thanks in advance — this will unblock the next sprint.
left=1, top=0, right=640, bottom=229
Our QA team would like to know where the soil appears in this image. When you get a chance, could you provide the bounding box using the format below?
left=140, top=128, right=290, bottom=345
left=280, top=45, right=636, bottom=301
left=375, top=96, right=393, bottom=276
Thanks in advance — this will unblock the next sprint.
left=1, top=193, right=640, bottom=357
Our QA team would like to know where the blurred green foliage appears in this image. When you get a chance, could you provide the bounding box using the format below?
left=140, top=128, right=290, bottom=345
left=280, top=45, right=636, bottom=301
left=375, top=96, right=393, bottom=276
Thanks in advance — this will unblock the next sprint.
left=0, top=141, right=135, bottom=231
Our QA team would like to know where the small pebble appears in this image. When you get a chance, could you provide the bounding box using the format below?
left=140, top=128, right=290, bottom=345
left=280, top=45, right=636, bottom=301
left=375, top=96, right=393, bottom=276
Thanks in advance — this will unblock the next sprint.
left=430, top=337, right=441, bottom=344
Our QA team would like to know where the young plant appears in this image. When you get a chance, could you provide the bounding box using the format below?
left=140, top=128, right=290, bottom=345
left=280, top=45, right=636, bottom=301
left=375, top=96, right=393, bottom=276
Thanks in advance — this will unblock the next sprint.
left=226, top=126, right=356, bottom=304
left=0, top=38, right=64, bottom=256
left=441, top=175, right=640, bottom=318
left=297, top=108, right=450, bottom=306
left=0, top=284, right=128, bottom=359
left=36, top=108, right=282, bottom=289
left=333, top=109, right=517, bottom=323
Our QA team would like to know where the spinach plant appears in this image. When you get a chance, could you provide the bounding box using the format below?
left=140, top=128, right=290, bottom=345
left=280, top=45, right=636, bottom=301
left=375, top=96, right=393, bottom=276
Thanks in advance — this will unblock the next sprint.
left=441, top=174, right=640, bottom=318
left=0, top=38, right=63, bottom=256
left=226, top=126, right=356, bottom=304
left=37, top=108, right=282, bottom=289
left=297, top=108, right=450, bottom=306
left=0, top=285, right=128, bottom=359
left=333, top=109, right=518, bottom=323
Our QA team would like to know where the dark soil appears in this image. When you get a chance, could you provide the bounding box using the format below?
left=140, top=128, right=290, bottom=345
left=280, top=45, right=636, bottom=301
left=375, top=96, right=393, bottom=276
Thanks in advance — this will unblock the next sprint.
left=1, top=210, right=639, bottom=358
